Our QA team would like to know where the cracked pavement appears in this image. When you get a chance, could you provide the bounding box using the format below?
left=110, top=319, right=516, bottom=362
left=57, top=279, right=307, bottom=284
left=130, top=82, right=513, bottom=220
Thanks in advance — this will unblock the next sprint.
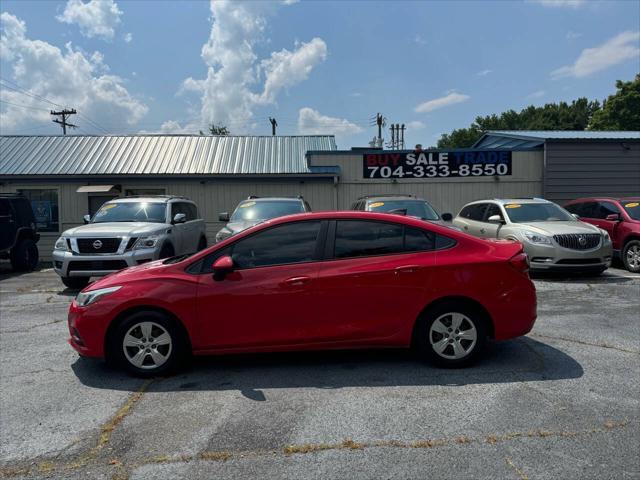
left=1, top=265, right=639, bottom=479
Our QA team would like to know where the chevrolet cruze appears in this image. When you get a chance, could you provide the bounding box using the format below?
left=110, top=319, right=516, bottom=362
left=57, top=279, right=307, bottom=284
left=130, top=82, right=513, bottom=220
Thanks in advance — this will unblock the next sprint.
left=68, top=211, right=537, bottom=376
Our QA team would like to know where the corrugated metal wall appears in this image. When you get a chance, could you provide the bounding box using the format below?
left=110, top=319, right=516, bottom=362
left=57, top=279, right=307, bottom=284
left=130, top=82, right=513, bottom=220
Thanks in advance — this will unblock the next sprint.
left=544, top=141, right=640, bottom=203
left=313, top=150, right=543, bottom=214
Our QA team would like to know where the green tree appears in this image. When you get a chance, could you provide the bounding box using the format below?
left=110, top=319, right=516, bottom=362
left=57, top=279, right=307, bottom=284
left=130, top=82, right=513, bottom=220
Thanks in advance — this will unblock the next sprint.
left=436, top=98, right=601, bottom=148
left=589, top=74, right=640, bottom=130
left=205, top=123, right=230, bottom=135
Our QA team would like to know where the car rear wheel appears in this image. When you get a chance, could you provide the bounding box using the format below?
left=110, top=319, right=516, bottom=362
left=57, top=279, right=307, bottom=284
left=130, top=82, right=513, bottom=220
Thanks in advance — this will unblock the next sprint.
left=10, top=239, right=39, bottom=271
left=415, top=303, right=487, bottom=368
left=61, top=276, right=90, bottom=290
left=110, top=311, right=186, bottom=377
left=622, top=240, right=640, bottom=273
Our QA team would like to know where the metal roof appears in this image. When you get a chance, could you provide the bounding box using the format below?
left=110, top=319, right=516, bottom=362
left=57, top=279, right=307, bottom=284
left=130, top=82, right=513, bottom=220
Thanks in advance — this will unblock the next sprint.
left=473, top=130, right=640, bottom=148
left=0, top=135, right=338, bottom=177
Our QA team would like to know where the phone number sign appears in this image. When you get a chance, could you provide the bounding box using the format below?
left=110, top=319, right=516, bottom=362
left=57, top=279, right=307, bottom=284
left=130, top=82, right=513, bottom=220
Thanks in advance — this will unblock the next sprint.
left=363, top=150, right=512, bottom=179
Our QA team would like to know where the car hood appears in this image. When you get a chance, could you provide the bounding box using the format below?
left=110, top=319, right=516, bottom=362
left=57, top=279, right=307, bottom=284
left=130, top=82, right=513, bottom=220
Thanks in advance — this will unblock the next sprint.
left=63, top=222, right=169, bottom=237
left=220, top=220, right=263, bottom=235
left=517, top=221, right=601, bottom=235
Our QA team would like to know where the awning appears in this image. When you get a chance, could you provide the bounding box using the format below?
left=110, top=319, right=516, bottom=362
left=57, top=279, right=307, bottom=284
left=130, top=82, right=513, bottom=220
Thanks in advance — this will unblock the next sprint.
left=76, top=185, right=120, bottom=193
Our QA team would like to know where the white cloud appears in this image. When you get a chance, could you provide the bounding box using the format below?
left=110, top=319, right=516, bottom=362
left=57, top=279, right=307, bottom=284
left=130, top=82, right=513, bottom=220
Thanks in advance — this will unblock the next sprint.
left=173, top=1, right=327, bottom=132
left=534, top=0, right=585, bottom=7
left=414, top=92, right=470, bottom=113
left=56, top=0, right=123, bottom=40
left=297, top=107, right=362, bottom=136
left=476, top=69, right=492, bottom=76
left=551, top=31, right=640, bottom=79
left=527, top=90, right=546, bottom=99
left=566, top=30, right=582, bottom=40
left=406, top=120, right=426, bottom=130
left=0, top=12, right=147, bottom=133
left=414, top=34, right=427, bottom=46
left=258, top=37, right=327, bottom=104
left=123, top=32, right=132, bottom=43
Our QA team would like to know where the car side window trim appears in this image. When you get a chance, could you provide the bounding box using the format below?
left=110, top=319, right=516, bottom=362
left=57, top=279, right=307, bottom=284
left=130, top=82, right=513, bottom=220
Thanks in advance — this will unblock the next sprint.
left=192, top=220, right=328, bottom=274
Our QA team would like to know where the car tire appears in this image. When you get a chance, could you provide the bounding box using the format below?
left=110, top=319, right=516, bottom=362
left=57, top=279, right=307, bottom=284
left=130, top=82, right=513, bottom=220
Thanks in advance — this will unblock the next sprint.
left=109, top=311, right=187, bottom=377
left=622, top=240, right=640, bottom=273
left=197, top=236, right=207, bottom=251
left=158, top=243, right=174, bottom=259
left=10, top=239, right=39, bottom=271
left=61, top=276, right=91, bottom=290
left=414, top=303, right=488, bottom=368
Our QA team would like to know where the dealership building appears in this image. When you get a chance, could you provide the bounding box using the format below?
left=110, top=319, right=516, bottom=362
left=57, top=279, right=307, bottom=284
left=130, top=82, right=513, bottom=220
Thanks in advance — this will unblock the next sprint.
left=1, top=130, right=638, bottom=260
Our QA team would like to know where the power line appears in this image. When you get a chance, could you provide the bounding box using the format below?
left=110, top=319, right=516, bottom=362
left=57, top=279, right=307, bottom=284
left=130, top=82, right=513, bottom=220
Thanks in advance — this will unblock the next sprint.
left=51, top=109, right=77, bottom=135
left=0, top=99, right=50, bottom=112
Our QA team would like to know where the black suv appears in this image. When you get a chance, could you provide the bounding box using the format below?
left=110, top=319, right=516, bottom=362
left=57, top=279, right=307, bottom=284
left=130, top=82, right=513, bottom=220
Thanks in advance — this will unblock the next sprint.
left=350, top=194, right=454, bottom=225
left=0, top=194, right=40, bottom=271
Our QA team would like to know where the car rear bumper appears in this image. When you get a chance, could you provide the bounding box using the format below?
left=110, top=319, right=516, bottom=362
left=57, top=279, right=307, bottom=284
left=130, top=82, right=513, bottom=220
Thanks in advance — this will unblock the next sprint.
left=491, top=276, right=538, bottom=341
left=53, top=248, right=157, bottom=278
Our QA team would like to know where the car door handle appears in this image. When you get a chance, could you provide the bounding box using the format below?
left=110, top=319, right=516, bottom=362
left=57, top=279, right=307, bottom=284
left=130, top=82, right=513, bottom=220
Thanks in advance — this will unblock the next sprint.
left=463, top=225, right=468, bottom=230
left=395, top=265, right=420, bottom=274
left=281, top=276, right=311, bottom=287
left=480, top=228, right=485, bottom=234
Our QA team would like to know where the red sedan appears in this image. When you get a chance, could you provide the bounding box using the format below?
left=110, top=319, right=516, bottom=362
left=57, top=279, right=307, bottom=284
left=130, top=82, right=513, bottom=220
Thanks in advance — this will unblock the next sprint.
left=68, top=212, right=536, bottom=376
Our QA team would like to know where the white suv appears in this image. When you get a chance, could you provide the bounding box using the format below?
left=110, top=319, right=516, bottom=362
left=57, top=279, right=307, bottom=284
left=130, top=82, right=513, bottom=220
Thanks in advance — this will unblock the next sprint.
left=53, top=196, right=207, bottom=289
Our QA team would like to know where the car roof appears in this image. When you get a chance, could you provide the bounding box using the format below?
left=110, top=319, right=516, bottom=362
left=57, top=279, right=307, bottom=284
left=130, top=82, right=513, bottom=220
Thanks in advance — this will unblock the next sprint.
left=565, top=197, right=640, bottom=203
left=364, top=196, right=426, bottom=202
left=241, top=197, right=304, bottom=202
left=107, top=196, right=191, bottom=204
left=465, top=198, right=551, bottom=206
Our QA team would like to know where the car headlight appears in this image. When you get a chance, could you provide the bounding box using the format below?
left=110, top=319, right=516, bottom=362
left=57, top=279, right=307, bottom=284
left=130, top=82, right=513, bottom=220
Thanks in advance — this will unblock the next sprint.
left=76, top=286, right=122, bottom=307
left=523, top=231, right=552, bottom=245
left=133, top=235, right=161, bottom=250
left=599, top=229, right=610, bottom=241
left=54, top=237, right=69, bottom=251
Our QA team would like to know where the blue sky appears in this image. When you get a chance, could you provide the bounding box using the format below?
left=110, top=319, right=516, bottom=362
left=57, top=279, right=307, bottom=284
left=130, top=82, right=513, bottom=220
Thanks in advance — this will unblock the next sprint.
left=1, top=0, right=638, bottom=148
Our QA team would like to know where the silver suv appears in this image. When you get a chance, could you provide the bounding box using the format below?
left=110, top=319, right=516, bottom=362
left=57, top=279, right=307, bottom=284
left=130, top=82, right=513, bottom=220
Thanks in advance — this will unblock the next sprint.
left=53, top=196, right=207, bottom=289
left=454, top=198, right=612, bottom=273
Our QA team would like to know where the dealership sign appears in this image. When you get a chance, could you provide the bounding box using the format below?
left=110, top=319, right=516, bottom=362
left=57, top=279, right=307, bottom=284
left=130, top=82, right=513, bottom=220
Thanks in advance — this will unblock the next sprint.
left=363, top=150, right=512, bottom=179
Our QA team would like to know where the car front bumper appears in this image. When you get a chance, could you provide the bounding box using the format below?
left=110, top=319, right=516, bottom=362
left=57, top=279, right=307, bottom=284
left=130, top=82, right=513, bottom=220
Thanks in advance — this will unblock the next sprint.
left=53, top=247, right=158, bottom=278
left=524, top=238, right=613, bottom=272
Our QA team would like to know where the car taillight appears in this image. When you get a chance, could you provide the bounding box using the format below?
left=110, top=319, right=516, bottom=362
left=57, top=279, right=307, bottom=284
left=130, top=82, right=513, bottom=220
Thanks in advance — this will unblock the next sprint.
left=509, top=252, right=530, bottom=274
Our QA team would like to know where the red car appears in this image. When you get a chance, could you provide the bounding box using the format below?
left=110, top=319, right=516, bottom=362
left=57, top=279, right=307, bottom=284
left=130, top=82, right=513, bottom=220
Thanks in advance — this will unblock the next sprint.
left=564, top=197, right=640, bottom=273
left=68, top=212, right=536, bottom=376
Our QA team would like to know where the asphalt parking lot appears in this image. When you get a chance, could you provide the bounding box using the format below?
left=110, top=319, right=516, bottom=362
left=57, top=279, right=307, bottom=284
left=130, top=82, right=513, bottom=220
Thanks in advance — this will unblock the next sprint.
left=1, top=265, right=638, bottom=480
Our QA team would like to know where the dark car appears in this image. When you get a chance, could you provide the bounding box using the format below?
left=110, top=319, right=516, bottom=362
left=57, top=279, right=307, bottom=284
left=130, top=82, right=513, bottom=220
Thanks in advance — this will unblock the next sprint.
left=565, top=197, right=640, bottom=272
left=215, top=196, right=312, bottom=242
left=0, top=194, right=40, bottom=271
left=350, top=194, right=454, bottom=225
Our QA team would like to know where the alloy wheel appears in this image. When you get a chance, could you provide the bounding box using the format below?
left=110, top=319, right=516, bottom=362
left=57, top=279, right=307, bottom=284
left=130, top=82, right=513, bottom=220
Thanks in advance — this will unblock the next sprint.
left=122, top=321, right=172, bottom=370
left=429, top=312, right=477, bottom=360
left=626, top=244, right=640, bottom=271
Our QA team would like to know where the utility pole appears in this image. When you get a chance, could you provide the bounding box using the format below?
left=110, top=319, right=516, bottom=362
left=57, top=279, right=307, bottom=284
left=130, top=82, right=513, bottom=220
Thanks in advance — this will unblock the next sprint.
left=269, top=117, right=277, bottom=136
left=389, top=124, right=396, bottom=149
left=400, top=124, right=405, bottom=149
left=50, top=109, right=77, bottom=135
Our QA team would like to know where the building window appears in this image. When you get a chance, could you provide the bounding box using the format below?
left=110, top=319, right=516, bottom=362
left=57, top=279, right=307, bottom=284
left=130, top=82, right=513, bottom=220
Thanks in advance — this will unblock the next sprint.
left=18, top=189, right=59, bottom=232
left=125, top=188, right=166, bottom=197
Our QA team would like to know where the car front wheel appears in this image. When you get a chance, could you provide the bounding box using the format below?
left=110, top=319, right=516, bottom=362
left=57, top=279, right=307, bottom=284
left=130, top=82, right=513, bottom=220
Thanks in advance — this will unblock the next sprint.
left=110, top=311, right=186, bottom=377
left=622, top=240, right=640, bottom=273
left=415, top=303, right=487, bottom=368
left=10, top=238, right=39, bottom=271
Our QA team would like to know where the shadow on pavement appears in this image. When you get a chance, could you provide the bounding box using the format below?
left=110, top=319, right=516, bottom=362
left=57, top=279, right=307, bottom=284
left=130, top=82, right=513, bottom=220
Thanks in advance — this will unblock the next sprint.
left=531, top=271, right=634, bottom=284
left=71, top=337, right=583, bottom=399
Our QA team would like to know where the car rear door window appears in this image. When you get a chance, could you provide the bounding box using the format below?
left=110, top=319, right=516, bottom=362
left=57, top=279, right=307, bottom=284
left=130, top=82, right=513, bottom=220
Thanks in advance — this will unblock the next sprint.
left=231, top=221, right=322, bottom=268
left=460, top=204, right=487, bottom=221
left=404, top=227, right=435, bottom=251
left=335, top=221, right=404, bottom=258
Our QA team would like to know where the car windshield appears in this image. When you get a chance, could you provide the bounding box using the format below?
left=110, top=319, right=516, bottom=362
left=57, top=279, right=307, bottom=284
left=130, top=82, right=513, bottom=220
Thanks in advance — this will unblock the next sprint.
left=367, top=200, right=439, bottom=220
left=503, top=203, right=574, bottom=223
left=230, top=200, right=304, bottom=221
left=622, top=201, right=640, bottom=220
left=92, top=202, right=167, bottom=223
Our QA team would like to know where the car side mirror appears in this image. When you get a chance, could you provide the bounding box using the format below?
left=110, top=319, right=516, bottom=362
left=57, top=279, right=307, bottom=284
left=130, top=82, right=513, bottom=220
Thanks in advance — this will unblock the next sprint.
left=605, top=213, right=621, bottom=221
left=488, top=215, right=505, bottom=224
left=212, top=255, right=234, bottom=280
left=571, top=213, right=580, bottom=219
left=173, top=213, right=187, bottom=224
left=441, top=213, right=453, bottom=222
left=83, top=214, right=91, bottom=224
left=219, top=212, right=230, bottom=222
